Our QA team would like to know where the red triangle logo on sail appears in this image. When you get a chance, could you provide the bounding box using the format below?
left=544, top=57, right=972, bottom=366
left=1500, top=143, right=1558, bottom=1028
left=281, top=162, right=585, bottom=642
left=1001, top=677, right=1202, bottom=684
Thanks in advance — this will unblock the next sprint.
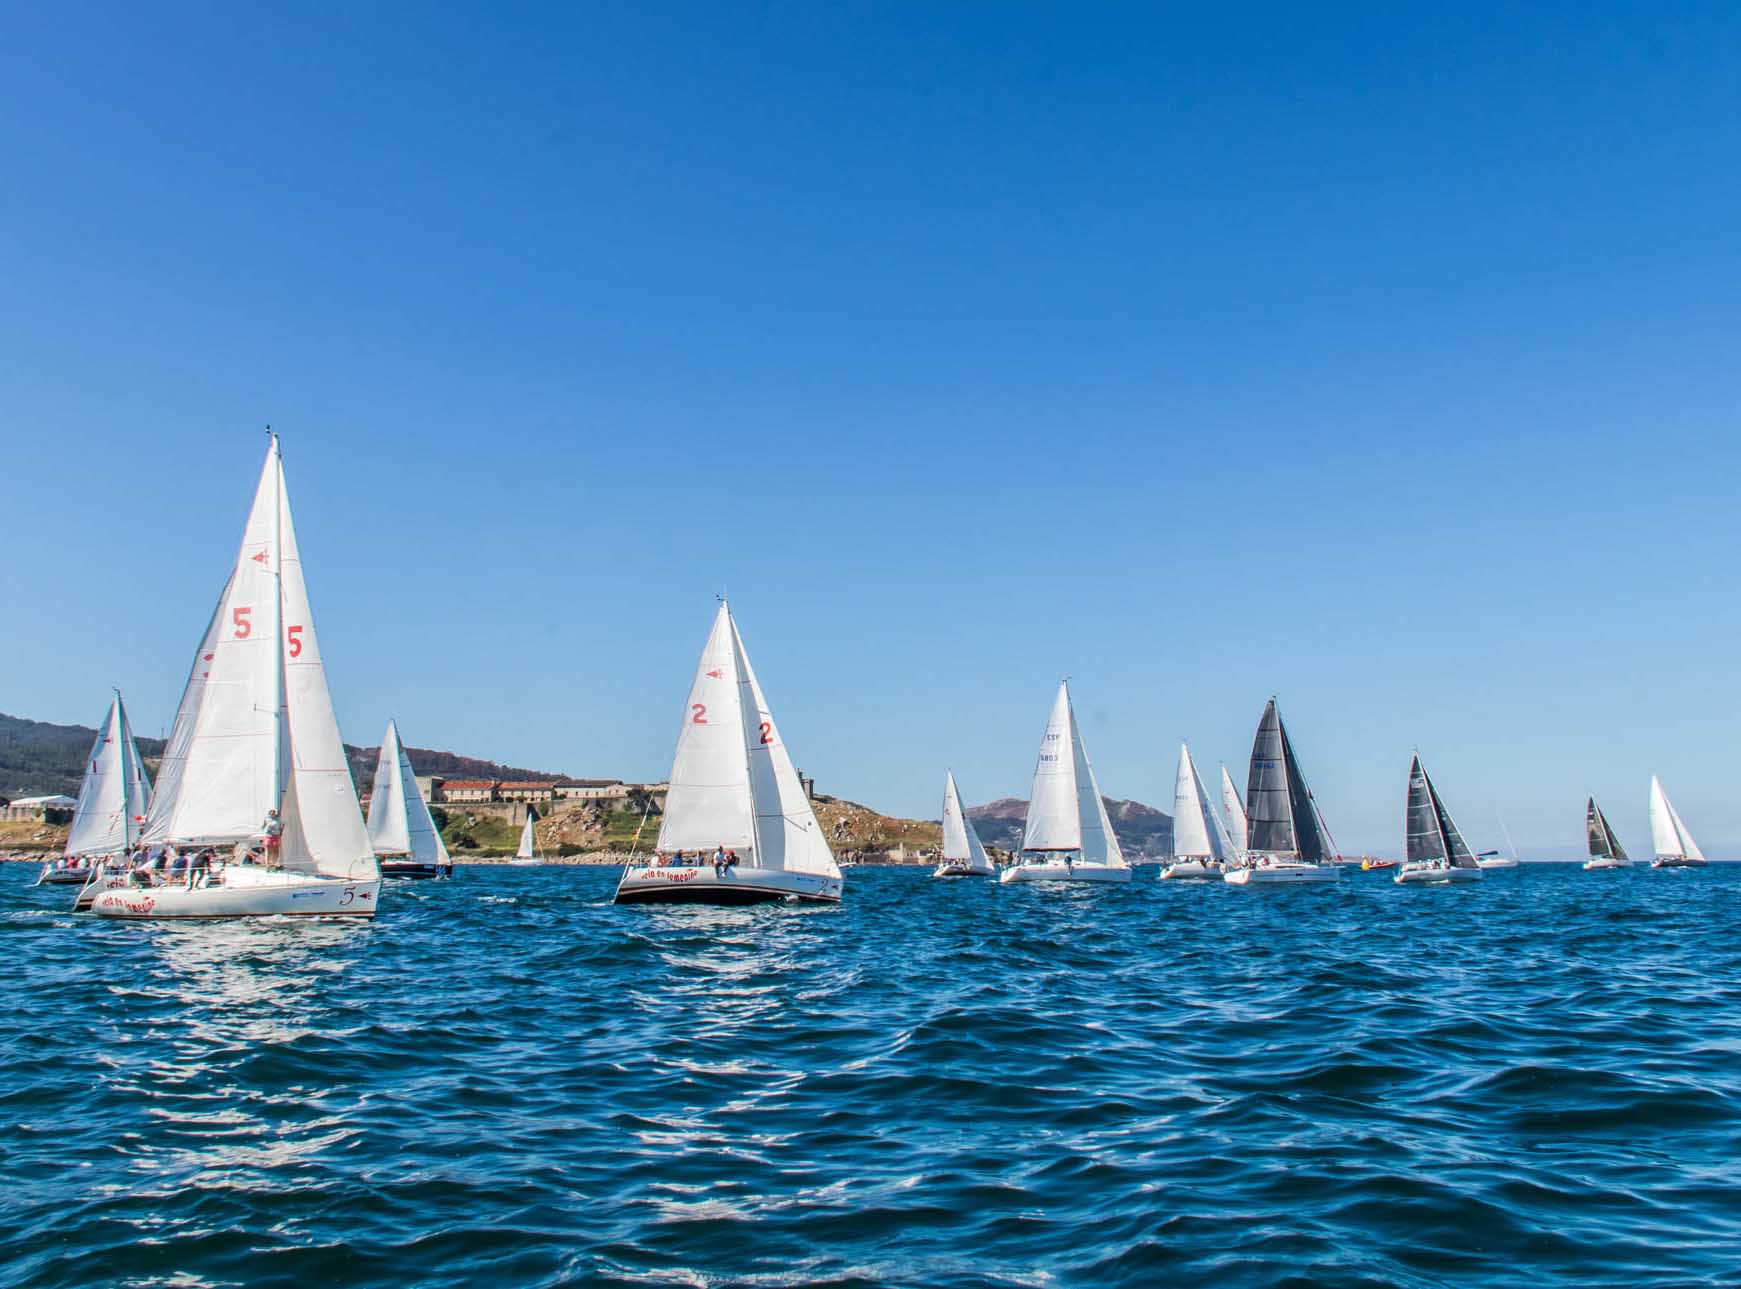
left=705, top=669, right=723, bottom=679
left=250, top=548, right=269, bottom=565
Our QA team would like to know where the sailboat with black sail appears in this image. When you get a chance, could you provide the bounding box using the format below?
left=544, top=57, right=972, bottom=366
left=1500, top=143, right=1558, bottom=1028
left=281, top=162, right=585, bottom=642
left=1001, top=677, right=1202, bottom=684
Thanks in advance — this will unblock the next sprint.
left=88, top=436, right=381, bottom=918
left=614, top=602, right=843, bottom=904
left=1001, top=681, right=1131, bottom=885
left=1583, top=797, right=1631, bottom=871
left=1224, top=699, right=1339, bottom=885
left=367, top=720, right=452, bottom=878
left=1394, top=754, right=1482, bottom=885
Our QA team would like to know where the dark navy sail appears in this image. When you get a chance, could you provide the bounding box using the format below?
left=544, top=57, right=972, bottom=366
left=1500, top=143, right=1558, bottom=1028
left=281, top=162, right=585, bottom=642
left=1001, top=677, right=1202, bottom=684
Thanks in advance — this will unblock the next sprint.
left=1244, top=699, right=1330, bottom=863
left=1586, top=797, right=1628, bottom=861
left=1405, top=756, right=1446, bottom=863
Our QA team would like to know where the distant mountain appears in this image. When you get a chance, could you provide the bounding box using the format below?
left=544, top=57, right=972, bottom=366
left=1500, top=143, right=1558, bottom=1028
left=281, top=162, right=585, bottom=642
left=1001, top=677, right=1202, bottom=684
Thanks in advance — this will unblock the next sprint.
left=0, top=711, right=571, bottom=800
left=966, top=796, right=1173, bottom=857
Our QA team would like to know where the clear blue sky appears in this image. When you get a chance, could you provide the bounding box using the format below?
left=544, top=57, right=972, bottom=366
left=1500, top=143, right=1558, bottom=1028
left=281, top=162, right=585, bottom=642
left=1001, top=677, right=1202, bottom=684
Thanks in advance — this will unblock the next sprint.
left=2, top=3, right=1737, bottom=857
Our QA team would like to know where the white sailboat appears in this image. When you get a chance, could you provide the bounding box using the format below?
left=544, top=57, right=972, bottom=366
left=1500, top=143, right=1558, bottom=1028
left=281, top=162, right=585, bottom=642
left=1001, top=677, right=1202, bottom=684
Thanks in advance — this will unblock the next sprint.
left=508, top=810, right=540, bottom=865
left=1648, top=776, right=1707, bottom=869
left=1000, top=681, right=1131, bottom=885
left=48, top=693, right=152, bottom=895
left=1224, top=699, right=1340, bottom=885
left=1583, top=796, right=1632, bottom=870
left=1220, top=763, right=1249, bottom=861
left=615, top=602, right=844, bottom=904
left=1395, top=754, right=1483, bottom=885
left=934, top=770, right=995, bottom=877
left=367, top=720, right=452, bottom=879
left=1477, top=817, right=1520, bottom=868
left=1160, top=742, right=1227, bottom=879
left=88, top=436, right=382, bottom=919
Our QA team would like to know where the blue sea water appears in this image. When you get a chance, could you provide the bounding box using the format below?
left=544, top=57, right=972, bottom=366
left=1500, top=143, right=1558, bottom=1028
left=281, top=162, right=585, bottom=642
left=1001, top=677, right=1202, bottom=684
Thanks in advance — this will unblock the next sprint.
left=3, top=861, right=1739, bottom=1288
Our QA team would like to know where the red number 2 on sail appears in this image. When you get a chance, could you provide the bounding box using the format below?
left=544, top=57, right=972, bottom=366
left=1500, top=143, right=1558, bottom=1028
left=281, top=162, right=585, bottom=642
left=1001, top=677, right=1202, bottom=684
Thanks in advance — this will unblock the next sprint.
left=691, top=704, right=708, bottom=724
left=759, top=722, right=772, bottom=745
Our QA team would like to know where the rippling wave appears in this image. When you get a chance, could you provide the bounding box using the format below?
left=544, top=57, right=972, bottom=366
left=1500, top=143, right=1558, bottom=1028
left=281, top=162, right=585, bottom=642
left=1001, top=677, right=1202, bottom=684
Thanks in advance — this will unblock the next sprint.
left=4, top=863, right=1738, bottom=1287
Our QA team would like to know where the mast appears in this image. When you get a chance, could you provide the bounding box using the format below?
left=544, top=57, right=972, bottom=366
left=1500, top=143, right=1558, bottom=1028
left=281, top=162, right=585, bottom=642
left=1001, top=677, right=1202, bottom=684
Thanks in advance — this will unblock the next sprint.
left=270, top=433, right=287, bottom=814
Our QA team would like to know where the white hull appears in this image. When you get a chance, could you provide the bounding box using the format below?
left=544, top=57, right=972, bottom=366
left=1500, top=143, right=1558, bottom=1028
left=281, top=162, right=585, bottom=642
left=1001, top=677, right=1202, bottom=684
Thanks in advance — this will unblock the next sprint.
left=72, top=872, right=134, bottom=912
left=1395, top=864, right=1482, bottom=885
left=999, top=861, right=1131, bottom=885
left=1476, top=857, right=1519, bottom=869
left=1651, top=857, right=1706, bottom=869
left=615, top=864, right=842, bottom=905
left=88, top=868, right=381, bottom=918
left=1583, top=857, right=1632, bottom=870
left=932, top=863, right=995, bottom=878
left=1224, top=861, right=1339, bottom=886
left=507, top=859, right=539, bottom=866
left=1160, top=859, right=1224, bottom=880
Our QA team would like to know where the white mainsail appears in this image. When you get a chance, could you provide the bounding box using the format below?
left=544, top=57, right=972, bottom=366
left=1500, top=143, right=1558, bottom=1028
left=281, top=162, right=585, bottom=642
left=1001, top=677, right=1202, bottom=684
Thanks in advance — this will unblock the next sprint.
left=1022, top=681, right=1082, bottom=852
left=1170, top=743, right=1224, bottom=862
left=1020, top=681, right=1125, bottom=867
left=656, top=604, right=755, bottom=854
left=516, top=811, right=538, bottom=861
left=65, top=693, right=153, bottom=857
left=1648, top=776, right=1705, bottom=862
left=654, top=603, right=839, bottom=878
left=367, top=720, right=450, bottom=865
left=141, top=437, right=372, bottom=880
left=1220, top=764, right=1249, bottom=855
left=941, top=770, right=992, bottom=868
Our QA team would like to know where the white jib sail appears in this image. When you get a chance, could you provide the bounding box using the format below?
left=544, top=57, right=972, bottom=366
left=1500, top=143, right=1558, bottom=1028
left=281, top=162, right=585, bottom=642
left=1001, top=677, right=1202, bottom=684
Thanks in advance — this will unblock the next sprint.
left=149, top=446, right=286, bottom=843
left=1220, top=765, right=1249, bottom=855
left=66, top=694, right=153, bottom=857
left=516, top=812, right=537, bottom=860
left=1171, top=743, right=1223, bottom=862
left=141, top=574, right=231, bottom=844
left=1649, top=777, right=1705, bottom=861
left=270, top=444, right=376, bottom=881
left=1022, top=681, right=1082, bottom=852
left=657, top=602, right=755, bottom=855
left=367, top=720, right=449, bottom=865
left=1072, top=703, right=1126, bottom=868
left=733, top=611, right=839, bottom=877
left=941, top=770, right=991, bottom=868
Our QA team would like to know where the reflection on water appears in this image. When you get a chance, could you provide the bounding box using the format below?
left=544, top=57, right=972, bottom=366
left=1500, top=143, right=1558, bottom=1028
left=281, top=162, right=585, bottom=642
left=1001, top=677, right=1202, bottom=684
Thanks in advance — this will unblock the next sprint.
left=4, top=863, right=1741, bottom=1288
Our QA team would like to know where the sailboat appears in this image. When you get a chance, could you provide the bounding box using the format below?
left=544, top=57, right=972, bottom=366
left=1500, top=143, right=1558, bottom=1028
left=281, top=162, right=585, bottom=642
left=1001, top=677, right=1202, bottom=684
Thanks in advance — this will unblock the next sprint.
left=614, top=602, right=844, bottom=904
left=1161, top=742, right=1227, bottom=879
left=367, top=720, right=452, bottom=879
left=87, top=436, right=382, bottom=919
left=1648, top=776, right=1707, bottom=869
left=1224, top=699, right=1339, bottom=885
left=1477, top=818, right=1520, bottom=868
left=508, top=810, right=541, bottom=865
left=1395, top=754, right=1483, bottom=885
left=1583, top=796, right=1632, bottom=870
left=1220, top=764, right=1249, bottom=861
left=1001, top=681, right=1131, bottom=885
left=49, top=694, right=152, bottom=901
left=934, top=770, right=995, bottom=877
